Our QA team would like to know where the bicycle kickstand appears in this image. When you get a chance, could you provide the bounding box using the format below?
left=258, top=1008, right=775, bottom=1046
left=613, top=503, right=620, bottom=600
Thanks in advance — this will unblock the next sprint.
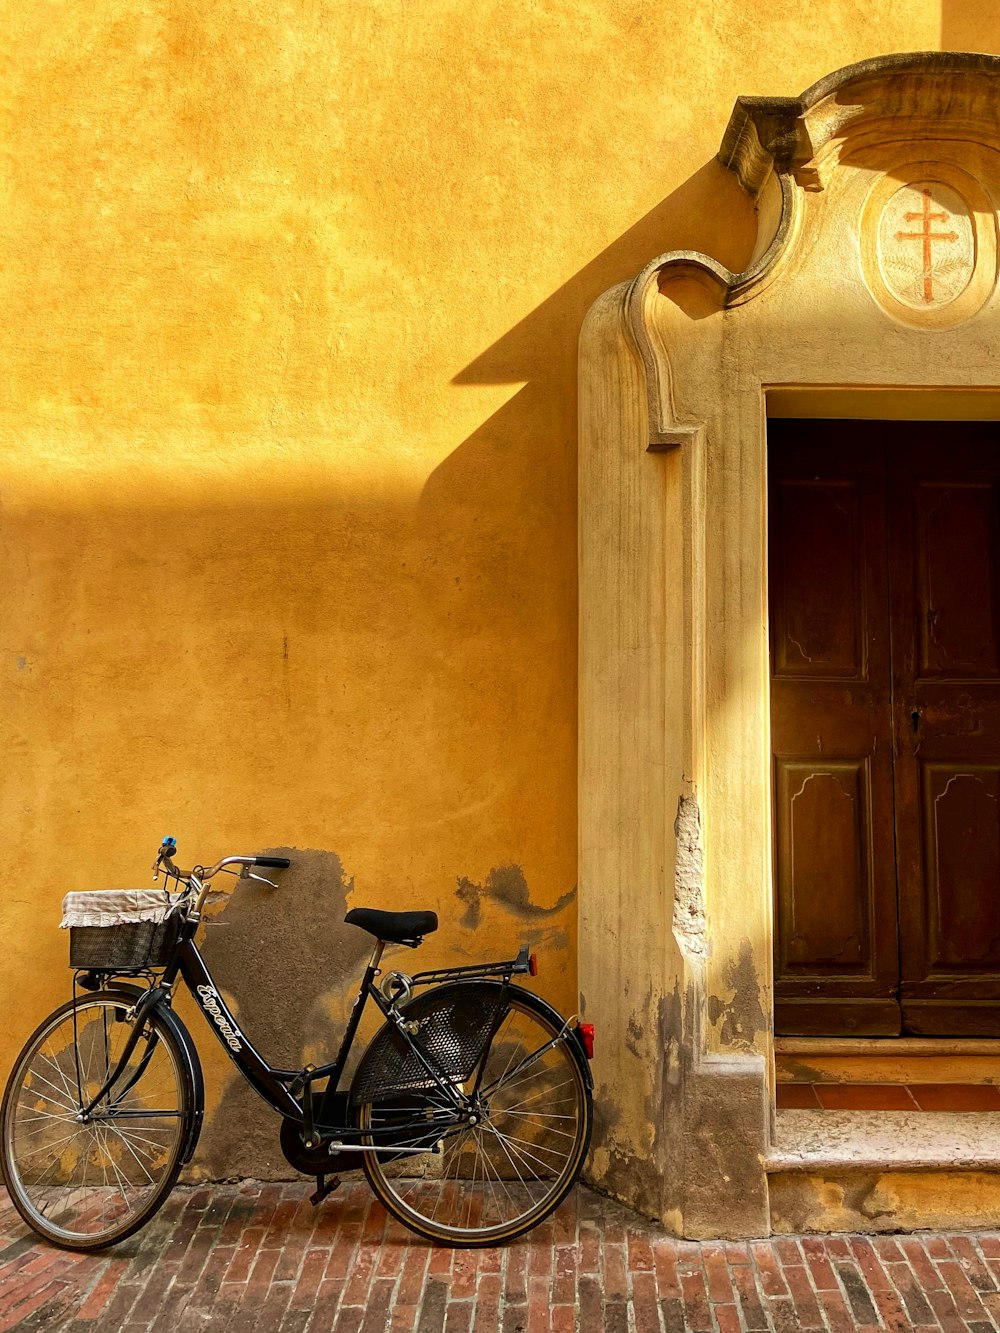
left=310, top=1174, right=342, bottom=1207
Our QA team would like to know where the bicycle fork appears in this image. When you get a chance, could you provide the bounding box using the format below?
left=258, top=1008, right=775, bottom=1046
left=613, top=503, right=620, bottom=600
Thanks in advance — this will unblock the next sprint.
left=74, top=986, right=169, bottom=1121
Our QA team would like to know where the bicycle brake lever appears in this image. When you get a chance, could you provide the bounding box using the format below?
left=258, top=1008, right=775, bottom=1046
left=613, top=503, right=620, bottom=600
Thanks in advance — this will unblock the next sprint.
left=245, top=870, right=278, bottom=889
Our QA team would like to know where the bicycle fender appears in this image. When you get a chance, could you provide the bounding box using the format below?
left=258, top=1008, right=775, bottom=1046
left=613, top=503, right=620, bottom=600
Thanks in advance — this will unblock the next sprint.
left=110, top=985, right=205, bottom=1167
left=158, top=1002, right=204, bottom=1165
left=512, top=987, right=595, bottom=1093
left=475, top=983, right=595, bottom=1092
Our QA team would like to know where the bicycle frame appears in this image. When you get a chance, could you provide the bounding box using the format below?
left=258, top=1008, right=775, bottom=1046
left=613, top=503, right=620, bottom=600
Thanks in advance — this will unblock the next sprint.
left=81, top=917, right=534, bottom=1148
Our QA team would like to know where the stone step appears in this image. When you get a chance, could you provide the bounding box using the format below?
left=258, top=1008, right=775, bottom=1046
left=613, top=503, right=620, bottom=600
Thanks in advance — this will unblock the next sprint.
left=767, top=1108, right=1000, bottom=1234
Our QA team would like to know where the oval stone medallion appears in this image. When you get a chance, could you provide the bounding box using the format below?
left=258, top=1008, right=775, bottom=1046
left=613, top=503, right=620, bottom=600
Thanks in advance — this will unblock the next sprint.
left=877, top=180, right=975, bottom=311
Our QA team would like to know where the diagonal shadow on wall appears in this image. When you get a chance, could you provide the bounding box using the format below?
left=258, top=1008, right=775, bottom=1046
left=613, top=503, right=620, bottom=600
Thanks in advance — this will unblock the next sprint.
left=416, top=159, right=755, bottom=828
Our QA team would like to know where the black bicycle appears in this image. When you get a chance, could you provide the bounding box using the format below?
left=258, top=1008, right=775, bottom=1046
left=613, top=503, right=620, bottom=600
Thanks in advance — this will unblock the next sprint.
left=0, top=838, right=594, bottom=1251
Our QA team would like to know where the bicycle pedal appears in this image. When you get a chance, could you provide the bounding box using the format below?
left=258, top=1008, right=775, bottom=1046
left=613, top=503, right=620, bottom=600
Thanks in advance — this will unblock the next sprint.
left=309, top=1174, right=341, bottom=1207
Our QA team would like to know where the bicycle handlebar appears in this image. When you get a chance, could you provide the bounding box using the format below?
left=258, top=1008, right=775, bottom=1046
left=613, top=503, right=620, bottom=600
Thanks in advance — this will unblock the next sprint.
left=154, top=840, right=291, bottom=911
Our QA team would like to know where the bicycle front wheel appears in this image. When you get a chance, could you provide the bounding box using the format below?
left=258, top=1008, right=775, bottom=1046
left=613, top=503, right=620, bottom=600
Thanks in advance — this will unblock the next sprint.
left=1, top=990, right=194, bottom=1250
left=355, top=987, right=592, bottom=1245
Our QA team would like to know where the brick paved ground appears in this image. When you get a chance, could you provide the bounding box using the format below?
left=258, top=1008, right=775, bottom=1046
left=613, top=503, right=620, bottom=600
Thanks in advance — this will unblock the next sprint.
left=2, top=1181, right=1000, bottom=1331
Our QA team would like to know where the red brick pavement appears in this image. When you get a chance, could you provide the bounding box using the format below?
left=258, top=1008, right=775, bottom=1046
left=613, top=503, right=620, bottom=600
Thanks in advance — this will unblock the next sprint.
left=0, top=1181, right=999, bottom=1330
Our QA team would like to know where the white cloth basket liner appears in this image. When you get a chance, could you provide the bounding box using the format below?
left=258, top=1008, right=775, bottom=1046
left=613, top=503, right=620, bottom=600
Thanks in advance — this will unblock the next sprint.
left=60, top=889, right=185, bottom=929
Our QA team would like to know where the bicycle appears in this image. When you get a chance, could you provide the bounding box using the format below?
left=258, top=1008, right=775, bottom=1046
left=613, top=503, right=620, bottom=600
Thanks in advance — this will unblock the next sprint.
left=0, top=837, right=594, bottom=1251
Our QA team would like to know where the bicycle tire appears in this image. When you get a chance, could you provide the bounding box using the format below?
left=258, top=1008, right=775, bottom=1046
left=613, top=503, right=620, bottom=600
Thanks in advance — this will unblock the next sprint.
left=352, top=984, right=592, bottom=1246
left=1, top=989, right=196, bottom=1250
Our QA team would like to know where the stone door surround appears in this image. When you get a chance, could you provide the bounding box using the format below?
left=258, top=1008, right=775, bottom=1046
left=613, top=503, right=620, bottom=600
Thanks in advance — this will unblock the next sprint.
left=579, top=52, right=1000, bottom=1238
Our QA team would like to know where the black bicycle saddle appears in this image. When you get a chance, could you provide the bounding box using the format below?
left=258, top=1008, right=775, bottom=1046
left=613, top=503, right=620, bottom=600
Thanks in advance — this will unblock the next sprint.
left=344, top=907, right=438, bottom=946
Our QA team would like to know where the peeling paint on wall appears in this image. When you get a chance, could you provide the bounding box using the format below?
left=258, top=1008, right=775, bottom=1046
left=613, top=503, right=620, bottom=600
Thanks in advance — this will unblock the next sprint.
left=455, top=864, right=575, bottom=930
left=673, top=795, right=706, bottom=957
left=706, top=941, right=767, bottom=1052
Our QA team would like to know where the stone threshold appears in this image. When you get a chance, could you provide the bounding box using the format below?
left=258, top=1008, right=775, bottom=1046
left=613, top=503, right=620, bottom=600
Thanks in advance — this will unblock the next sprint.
left=767, top=1109, right=1000, bottom=1172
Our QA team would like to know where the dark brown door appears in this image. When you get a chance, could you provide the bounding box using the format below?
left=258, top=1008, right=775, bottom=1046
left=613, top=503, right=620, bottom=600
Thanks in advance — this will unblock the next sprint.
left=770, top=419, right=1000, bottom=1036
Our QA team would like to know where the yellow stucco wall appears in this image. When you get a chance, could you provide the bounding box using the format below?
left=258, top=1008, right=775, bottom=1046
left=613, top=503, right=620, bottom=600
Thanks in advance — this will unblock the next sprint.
left=1, top=0, right=998, bottom=1168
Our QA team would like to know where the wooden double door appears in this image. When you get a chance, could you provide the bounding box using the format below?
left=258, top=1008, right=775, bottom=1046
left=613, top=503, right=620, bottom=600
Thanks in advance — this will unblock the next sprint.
left=769, top=419, right=1000, bottom=1036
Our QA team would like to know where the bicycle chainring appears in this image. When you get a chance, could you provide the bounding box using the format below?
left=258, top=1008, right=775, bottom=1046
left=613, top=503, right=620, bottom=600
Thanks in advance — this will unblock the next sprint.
left=279, top=1093, right=357, bottom=1176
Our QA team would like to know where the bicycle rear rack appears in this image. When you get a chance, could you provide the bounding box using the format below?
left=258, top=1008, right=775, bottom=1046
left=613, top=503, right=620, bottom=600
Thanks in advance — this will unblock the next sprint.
left=409, top=944, right=535, bottom=987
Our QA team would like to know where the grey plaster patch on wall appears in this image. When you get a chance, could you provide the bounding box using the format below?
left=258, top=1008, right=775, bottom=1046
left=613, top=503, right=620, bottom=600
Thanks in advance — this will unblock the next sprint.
left=585, top=983, right=688, bottom=1224
left=456, top=864, right=575, bottom=930
left=673, top=795, right=706, bottom=957
left=194, top=848, right=371, bottom=1180
left=706, top=941, right=767, bottom=1052
left=625, top=1013, right=645, bottom=1058
left=656, top=985, right=684, bottom=1092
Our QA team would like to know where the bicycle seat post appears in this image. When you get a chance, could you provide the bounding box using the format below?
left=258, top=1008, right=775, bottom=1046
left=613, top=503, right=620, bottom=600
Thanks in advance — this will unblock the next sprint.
left=313, top=939, right=385, bottom=1130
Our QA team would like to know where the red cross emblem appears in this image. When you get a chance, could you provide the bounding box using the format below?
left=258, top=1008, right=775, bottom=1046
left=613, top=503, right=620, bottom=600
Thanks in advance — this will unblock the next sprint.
left=895, top=188, right=959, bottom=303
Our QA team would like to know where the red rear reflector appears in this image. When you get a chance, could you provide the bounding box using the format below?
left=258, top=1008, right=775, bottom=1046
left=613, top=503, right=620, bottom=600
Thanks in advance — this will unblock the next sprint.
left=528, top=953, right=538, bottom=976
left=577, top=1023, right=595, bottom=1060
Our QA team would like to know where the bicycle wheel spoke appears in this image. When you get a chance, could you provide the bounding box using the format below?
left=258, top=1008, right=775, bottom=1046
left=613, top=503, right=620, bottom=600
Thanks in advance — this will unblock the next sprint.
left=481, top=1012, right=519, bottom=1091
left=15, top=1127, right=88, bottom=1161
left=16, top=1118, right=79, bottom=1141
left=483, top=1115, right=538, bottom=1186
left=476, top=1132, right=508, bottom=1222
left=494, top=1107, right=578, bottom=1125
left=488, top=1124, right=570, bottom=1169
left=21, top=1066, right=78, bottom=1108
left=102, top=1123, right=157, bottom=1187
left=481, top=1041, right=563, bottom=1099
left=98, top=1127, right=135, bottom=1212
left=496, top=1078, right=576, bottom=1113
left=482, top=1123, right=547, bottom=1180
left=494, top=1113, right=578, bottom=1140
left=15, top=1108, right=78, bottom=1125
left=38, top=1047, right=79, bottom=1107
left=100, top=1122, right=170, bottom=1161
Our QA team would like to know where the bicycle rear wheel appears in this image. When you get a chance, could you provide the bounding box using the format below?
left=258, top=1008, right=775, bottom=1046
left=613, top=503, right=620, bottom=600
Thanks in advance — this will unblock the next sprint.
left=1, top=991, right=194, bottom=1250
left=354, top=986, right=592, bottom=1245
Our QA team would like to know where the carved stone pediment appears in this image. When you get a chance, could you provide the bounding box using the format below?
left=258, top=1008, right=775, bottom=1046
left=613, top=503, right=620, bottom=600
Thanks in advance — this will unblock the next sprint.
left=626, top=52, right=1000, bottom=448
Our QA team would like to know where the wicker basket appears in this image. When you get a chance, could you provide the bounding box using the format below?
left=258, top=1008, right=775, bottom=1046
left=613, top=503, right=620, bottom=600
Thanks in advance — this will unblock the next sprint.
left=69, top=916, right=182, bottom=971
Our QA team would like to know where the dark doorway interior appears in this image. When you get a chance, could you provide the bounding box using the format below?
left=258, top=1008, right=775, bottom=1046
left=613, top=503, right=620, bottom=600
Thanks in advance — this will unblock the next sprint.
left=769, top=418, right=1000, bottom=1036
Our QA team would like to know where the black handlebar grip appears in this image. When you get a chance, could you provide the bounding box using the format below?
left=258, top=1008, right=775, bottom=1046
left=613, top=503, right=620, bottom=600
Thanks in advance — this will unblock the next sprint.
left=253, top=856, right=291, bottom=869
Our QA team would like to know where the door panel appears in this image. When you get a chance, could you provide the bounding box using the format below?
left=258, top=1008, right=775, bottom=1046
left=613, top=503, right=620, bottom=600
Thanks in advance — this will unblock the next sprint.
left=922, top=765, right=1000, bottom=971
left=769, top=422, right=900, bottom=1035
left=889, top=430, right=1000, bottom=1035
left=773, top=760, right=873, bottom=975
left=916, top=480, right=1000, bottom=676
left=771, top=478, right=866, bottom=677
